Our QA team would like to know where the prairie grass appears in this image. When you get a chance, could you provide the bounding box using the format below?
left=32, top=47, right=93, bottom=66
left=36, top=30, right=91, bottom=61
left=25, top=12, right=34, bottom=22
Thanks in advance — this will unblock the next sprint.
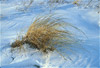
left=73, top=0, right=80, bottom=5
left=11, top=14, right=84, bottom=60
left=48, top=0, right=66, bottom=3
left=16, top=0, right=34, bottom=12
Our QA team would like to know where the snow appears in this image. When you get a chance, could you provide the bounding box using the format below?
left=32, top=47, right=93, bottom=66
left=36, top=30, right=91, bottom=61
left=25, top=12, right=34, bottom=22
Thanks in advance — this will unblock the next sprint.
left=0, top=0, right=99, bottom=68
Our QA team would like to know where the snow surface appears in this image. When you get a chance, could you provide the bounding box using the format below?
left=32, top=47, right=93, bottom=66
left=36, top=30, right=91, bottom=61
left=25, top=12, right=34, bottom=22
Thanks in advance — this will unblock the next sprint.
left=0, top=0, right=99, bottom=68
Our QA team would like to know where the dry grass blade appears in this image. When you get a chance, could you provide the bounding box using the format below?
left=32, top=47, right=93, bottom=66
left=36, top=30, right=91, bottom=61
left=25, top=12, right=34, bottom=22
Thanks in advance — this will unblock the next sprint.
left=48, top=0, right=66, bottom=4
left=16, top=0, right=34, bottom=12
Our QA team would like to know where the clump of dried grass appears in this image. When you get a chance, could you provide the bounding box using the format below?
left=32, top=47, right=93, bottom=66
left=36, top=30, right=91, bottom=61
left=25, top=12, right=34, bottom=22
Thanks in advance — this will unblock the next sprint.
left=11, top=14, right=81, bottom=55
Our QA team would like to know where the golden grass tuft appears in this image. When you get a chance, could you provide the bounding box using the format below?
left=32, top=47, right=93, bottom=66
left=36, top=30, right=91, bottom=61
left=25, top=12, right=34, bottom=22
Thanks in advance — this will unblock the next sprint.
left=11, top=14, right=80, bottom=54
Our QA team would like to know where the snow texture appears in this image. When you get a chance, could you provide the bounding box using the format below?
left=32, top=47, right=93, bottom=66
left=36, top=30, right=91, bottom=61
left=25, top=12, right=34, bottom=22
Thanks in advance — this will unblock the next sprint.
left=0, top=0, right=99, bottom=68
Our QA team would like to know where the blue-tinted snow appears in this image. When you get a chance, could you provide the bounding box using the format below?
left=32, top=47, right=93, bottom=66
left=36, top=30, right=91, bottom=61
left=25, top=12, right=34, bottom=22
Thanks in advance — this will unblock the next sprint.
left=0, top=0, right=99, bottom=68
